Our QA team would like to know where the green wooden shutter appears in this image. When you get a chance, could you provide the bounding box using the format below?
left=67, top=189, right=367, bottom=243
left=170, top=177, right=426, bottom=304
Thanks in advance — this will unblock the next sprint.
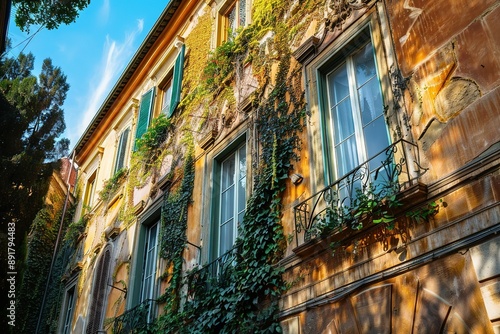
left=168, top=44, right=185, bottom=118
left=135, top=88, right=155, bottom=147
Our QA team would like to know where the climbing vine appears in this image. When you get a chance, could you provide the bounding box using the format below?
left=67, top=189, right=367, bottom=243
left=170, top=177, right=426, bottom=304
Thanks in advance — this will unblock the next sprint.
left=148, top=3, right=307, bottom=330
left=99, top=168, right=128, bottom=202
left=114, top=1, right=322, bottom=333
left=155, top=145, right=195, bottom=333
left=16, top=193, right=79, bottom=334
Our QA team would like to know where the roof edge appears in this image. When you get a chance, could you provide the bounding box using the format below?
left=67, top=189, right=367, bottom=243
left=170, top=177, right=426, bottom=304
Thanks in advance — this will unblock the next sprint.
left=72, top=0, right=183, bottom=159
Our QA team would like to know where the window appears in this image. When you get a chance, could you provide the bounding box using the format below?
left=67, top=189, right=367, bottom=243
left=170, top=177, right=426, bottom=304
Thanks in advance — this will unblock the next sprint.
left=86, top=247, right=111, bottom=334
left=129, top=220, right=160, bottom=323
left=161, top=79, right=172, bottom=116
left=321, top=28, right=390, bottom=191
left=126, top=216, right=160, bottom=324
left=83, top=171, right=97, bottom=209
left=160, top=44, right=185, bottom=118
left=212, top=142, right=247, bottom=259
left=139, top=222, right=159, bottom=304
left=60, top=285, right=76, bottom=334
left=114, top=127, right=130, bottom=174
left=218, top=0, right=249, bottom=44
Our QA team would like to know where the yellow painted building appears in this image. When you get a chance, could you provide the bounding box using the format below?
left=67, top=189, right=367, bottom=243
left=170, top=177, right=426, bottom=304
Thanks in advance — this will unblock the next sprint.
left=56, top=1, right=500, bottom=333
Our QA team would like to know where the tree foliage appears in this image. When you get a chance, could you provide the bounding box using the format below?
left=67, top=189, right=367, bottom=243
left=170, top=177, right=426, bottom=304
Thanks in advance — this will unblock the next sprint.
left=0, top=50, right=69, bottom=231
left=12, top=0, right=91, bottom=32
left=0, top=49, right=69, bottom=330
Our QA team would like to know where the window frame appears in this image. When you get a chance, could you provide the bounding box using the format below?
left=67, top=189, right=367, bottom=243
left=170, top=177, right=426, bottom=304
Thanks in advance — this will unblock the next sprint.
left=303, top=12, right=398, bottom=195
left=83, top=170, right=97, bottom=210
left=209, top=135, right=248, bottom=263
left=154, top=43, right=185, bottom=120
left=127, top=200, right=163, bottom=318
left=320, top=28, right=390, bottom=186
left=58, top=276, right=78, bottom=334
left=113, top=126, right=131, bottom=174
left=217, top=0, right=250, bottom=45
left=62, top=286, right=75, bottom=334
left=139, top=221, right=160, bottom=304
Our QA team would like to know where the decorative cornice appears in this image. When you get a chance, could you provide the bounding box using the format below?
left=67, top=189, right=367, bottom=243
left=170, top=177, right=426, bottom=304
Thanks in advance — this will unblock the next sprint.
left=292, top=36, right=320, bottom=64
left=324, top=0, right=372, bottom=32
left=199, top=128, right=218, bottom=151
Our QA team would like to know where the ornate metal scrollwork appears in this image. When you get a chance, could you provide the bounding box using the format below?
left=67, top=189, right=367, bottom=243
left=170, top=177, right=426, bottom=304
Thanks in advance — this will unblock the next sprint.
left=293, top=139, right=426, bottom=247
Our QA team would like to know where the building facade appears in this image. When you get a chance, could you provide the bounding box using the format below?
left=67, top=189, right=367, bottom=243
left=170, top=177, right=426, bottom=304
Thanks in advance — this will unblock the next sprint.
left=57, top=0, right=500, bottom=333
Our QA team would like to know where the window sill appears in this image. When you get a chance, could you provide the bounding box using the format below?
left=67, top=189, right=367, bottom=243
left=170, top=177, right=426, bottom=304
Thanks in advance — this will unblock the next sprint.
left=106, top=189, right=124, bottom=210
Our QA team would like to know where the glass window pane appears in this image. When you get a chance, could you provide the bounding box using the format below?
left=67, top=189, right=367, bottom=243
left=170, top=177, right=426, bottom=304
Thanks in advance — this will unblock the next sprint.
left=237, top=210, right=245, bottom=227
left=142, top=276, right=152, bottom=300
left=239, top=0, right=246, bottom=26
left=333, top=98, right=355, bottom=143
left=328, top=63, right=349, bottom=103
left=363, top=116, right=390, bottom=159
left=162, top=82, right=172, bottom=113
left=238, top=145, right=246, bottom=211
left=149, top=223, right=158, bottom=247
left=221, top=154, right=235, bottom=190
left=221, top=186, right=235, bottom=223
left=335, top=135, right=359, bottom=176
left=220, top=219, right=234, bottom=255
left=237, top=180, right=246, bottom=213
left=228, top=5, right=236, bottom=32
left=354, top=42, right=376, bottom=87
left=358, top=77, right=384, bottom=126
left=238, top=145, right=246, bottom=181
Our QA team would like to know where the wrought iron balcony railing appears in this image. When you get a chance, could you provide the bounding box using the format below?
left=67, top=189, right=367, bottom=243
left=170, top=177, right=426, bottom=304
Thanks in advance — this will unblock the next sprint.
left=294, top=139, right=423, bottom=247
left=112, top=299, right=156, bottom=334
left=185, top=246, right=240, bottom=298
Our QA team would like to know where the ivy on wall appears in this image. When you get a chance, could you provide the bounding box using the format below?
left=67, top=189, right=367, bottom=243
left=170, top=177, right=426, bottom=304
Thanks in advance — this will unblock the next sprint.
left=99, top=168, right=128, bottom=203
left=16, top=195, right=79, bottom=334
left=148, top=1, right=308, bottom=332
left=155, top=145, right=195, bottom=332
left=16, top=205, right=61, bottom=334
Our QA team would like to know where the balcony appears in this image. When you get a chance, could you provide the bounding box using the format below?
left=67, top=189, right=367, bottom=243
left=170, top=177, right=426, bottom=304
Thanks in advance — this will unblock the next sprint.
left=185, top=246, right=240, bottom=299
left=112, top=299, right=156, bottom=334
left=294, top=139, right=426, bottom=250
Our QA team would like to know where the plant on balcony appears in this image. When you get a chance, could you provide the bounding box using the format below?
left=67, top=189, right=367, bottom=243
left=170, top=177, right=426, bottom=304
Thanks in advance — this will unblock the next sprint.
left=134, top=113, right=172, bottom=163
left=203, top=38, right=237, bottom=93
left=128, top=113, right=172, bottom=192
left=306, top=180, right=403, bottom=241
left=98, top=168, right=128, bottom=203
left=63, top=214, right=88, bottom=243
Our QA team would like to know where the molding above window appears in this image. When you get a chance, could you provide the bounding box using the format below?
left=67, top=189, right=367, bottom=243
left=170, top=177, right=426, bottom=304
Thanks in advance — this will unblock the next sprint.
left=292, top=35, right=320, bottom=65
left=149, top=35, right=185, bottom=80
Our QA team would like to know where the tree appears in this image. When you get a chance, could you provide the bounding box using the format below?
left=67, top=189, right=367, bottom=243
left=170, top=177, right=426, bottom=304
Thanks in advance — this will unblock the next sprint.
left=0, top=50, right=69, bottom=331
left=13, top=0, right=91, bottom=32
left=0, top=51, right=70, bottom=229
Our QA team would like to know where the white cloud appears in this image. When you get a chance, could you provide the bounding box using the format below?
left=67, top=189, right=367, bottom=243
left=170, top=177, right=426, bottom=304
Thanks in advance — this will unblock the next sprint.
left=76, top=19, right=145, bottom=142
left=99, top=0, right=111, bottom=24
left=137, top=18, right=144, bottom=32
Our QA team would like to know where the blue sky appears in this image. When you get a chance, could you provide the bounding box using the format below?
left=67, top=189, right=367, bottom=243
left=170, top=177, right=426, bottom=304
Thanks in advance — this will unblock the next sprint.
left=6, top=0, right=169, bottom=150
